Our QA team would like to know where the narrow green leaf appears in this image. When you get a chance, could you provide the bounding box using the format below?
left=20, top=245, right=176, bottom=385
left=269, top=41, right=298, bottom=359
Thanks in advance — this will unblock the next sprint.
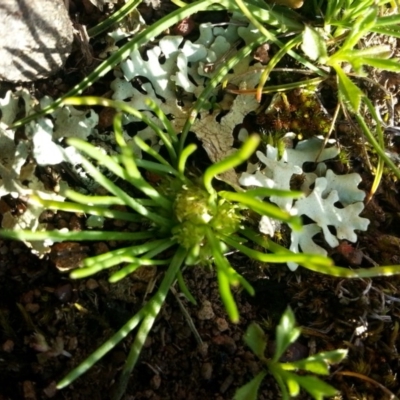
left=217, top=267, right=239, bottom=323
left=233, top=371, right=267, bottom=400
left=203, top=135, right=260, bottom=196
left=274, top=307, right=301, bottom=362
left=30, top=197, right=140, bottom=222
left=291, top=359, right=329, bottom=375
left=290, top=349, right=348, bottom=375
left=335, top=66, right=364, bottom=113
left=350, top=45, right=392, bottom=59
left=360, top=57, right=400, bottom=72
left=296, top=375, right=339, bottom=400
left=222, top=233, right=333, bottom=268
left=219, top=191, right=302, bottom=229
left=325, top=0, right=344, bottom=22
left=177, top=270, right=197, bottom=305
left=244, top=323, right=267, bottom=360
left=109, top=258, right=170, bottom=283
left=87, top=0, right=141, bottom=37
left=341, top=7, right=377, bottom=51
left=0, top=229, right=152, bottom=242
left=244, top=188, right=303, bottom=199
left=311, top=349, right=348, bottom=364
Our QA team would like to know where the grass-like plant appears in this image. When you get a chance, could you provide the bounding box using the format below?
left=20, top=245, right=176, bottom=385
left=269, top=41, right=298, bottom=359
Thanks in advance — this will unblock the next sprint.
left=0, top=96, right=334, bottom=398
left=234, top=307, right=347, bottom=400
left=3, top=96, right=400, bottom=399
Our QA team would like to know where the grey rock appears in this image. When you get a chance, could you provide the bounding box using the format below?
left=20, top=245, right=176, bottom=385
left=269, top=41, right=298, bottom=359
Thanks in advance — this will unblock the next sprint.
left=0, top=0, right=73, bottom=82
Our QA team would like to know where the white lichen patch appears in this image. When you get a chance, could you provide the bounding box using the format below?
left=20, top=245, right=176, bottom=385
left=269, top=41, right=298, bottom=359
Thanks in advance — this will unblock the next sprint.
left=240, top=137, right=369, bottom=270
left=0, top=89, right=99, bottom=255
left=111, top=20, right=263, bottom=168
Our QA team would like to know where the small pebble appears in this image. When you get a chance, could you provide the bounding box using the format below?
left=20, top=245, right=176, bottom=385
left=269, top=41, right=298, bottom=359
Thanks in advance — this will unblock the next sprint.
left=54, top=284, right=72, bottom=303
left=212, top=335, right=237, bottom=354
left=23, top=380, right=37, bottom=400
left=2, top=339, right=14, bottom=352
left=67, top=336, right=78, bottom=351
left=150, top=374, right=161, bottom=390
left=43, top=381, right=57, bottom=398
left=86, top=278, right=99, bottom=290
left=197, top=342, right=208, bottom=358
left=93, top=242, right=109, bottom=255
left=198, top=300, right=215, bottom=320
left=25, top=303, right=40, bottom=313
left=201, top=362, right=213, bottom=380
left=215, top=317, right=229, bottom=332
left=220, top=374, right=234, bottom=393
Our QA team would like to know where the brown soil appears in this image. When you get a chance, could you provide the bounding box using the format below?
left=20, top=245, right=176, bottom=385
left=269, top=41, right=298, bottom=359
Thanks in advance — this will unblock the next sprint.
left=1, top=1, right=400, bottom=400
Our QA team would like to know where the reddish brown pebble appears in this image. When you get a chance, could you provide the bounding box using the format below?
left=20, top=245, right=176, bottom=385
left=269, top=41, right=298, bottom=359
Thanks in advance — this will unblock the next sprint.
left=212, top=335, right=237, bottom=354
left=253, top=43, right=270, bottom=64
left=93, top=242, right=109, bottom=255
left=220, top=374, right=234, bottom=393
left=150, top=374, right=161, bottom=390
left=172, top=17, right=195, bottom=37
left=86, top=278, right=99, bottom=290
left=201, top=362, right=213, bottom=380
left=21, top=290, right=35, bottom=304
left=25, top=303, right=40, bottom=313
left=50, top=242, right=89, bottom=271
left=2, top=339, right=14, bottom=352
left=113, top=218, right=128, bottom=228
left=43, top=381, right=57, bottom=398
left=69, top=215, right=83, bottom=231
left=23, top=380, right=37, bottom=400
left=98, top=107, right=117, bottom=129
left=215, top=317, right=229, bottom=332
left=54, top=284, right=72, bottom=303
left=336, top=241, right=363, bottom=265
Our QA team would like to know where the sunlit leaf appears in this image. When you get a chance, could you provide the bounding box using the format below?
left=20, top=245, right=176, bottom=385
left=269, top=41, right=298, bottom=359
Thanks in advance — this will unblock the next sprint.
left=301, top=25, right=328, bottom=62
left=290, top=349, right=347, bottom=375
left=296, top=375, right=339, bottom=400
left=360, top=57, right=400, bottom=72
left=274, top=307, right=301, bottom=362
left=291, top=359, right=329, bottom=375
left=335, top=66, right=364, bottom=113
left=341, top=7, right=377, bottom=51
left=286, top=373, right=300, bottom=396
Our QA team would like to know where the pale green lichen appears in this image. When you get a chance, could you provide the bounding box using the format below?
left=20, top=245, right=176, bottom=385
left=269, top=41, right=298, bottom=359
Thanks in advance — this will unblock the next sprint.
left=239, top=137, right=369, bottom=271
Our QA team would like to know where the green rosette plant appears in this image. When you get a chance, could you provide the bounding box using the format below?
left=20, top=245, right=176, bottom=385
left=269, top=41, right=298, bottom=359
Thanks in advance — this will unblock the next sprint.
left=0, top=96, right=333, bottom=397
left=235, top=307, right=347, bottom=400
